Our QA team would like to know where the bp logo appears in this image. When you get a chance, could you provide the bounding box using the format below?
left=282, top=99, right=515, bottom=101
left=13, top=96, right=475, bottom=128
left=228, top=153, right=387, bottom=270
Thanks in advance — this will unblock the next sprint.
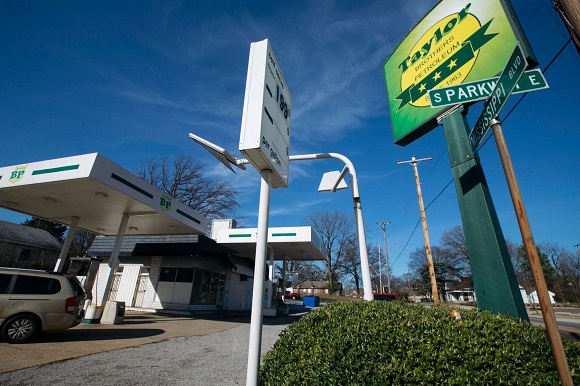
left=160, top=195, right=171, bottom=211
left=396, top=3, right=498, bottom=110
left=9, top=165, right=27, bottom=183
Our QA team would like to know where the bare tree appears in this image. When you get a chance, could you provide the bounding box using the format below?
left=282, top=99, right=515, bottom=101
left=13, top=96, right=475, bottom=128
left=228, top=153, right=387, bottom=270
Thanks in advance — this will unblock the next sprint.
left=279, top=260, right=325, bottom=287
left=540, top=242, right=580, bottom=302
left=302, top=210, right=356, bottom=294
left=440, top=225, right=470, bottom=273
left=508, top=238, right=534, bottom=298
left=135, top=155, right=239, bottom=221
left=340, top=239, right=364, bottom=294
left=68, top=229, right=96, bottom=257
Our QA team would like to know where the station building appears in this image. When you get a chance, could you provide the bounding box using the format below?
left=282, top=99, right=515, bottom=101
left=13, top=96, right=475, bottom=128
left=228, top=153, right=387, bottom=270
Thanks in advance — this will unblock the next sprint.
left=0, top=153, right=325, bottom=315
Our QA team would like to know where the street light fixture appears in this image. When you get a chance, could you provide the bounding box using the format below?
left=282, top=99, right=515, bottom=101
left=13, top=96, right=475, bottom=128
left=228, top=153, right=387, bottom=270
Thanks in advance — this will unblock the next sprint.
left=188, top=134, right=374, bottom=300
left=189, top=133, right=246, bottom=172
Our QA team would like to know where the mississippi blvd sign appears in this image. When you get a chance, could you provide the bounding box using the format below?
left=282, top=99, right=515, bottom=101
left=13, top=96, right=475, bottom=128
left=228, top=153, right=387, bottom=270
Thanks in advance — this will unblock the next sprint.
left=428, top=68, right=548, bottom=108
left=469, top=43, right=527, bottom=151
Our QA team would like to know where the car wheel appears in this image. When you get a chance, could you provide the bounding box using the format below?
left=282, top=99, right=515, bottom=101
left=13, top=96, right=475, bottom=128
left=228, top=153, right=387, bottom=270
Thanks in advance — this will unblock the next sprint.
left=1, top=314, right=40, bottom=344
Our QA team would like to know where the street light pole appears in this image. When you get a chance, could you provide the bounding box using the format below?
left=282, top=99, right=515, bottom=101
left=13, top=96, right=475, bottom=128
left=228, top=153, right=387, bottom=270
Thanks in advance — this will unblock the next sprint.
left=245, top=170, right=272, bottom=386
left=377, top=245, right=382, bottom=293
left=189, top=134, right=374, bottom=301
left=290, top=153, right=374, bottom=301
left=378, top=222, right=391, bottom=293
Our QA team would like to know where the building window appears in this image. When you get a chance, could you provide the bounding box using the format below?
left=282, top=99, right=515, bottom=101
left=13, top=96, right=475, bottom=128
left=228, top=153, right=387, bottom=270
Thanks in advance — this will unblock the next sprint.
left=159, top=267, right=177, bottom=282
left=158, top=266, right=225, bottom=306
left=176, top=268, right=194, bottom=283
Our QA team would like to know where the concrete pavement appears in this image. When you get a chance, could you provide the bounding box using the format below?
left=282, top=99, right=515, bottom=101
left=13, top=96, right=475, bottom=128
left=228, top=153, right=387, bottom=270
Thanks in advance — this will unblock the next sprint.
left=0, top=311, right=253, bottom=373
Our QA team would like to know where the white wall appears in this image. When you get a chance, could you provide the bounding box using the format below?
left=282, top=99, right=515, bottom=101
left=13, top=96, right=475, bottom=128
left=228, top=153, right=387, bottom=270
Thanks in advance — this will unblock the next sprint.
left=114, top=265, right=141, bottom=305
left=225, top=272, right=247, bottom=311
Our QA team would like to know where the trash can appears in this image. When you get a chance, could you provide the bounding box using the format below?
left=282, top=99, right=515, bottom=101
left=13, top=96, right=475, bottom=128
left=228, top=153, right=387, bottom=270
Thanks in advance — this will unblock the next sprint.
left=82, top=305, right=104, bottom=324
left=302, top=296, right=320, bottom=308
left=101, top=301, right=125, bottom=324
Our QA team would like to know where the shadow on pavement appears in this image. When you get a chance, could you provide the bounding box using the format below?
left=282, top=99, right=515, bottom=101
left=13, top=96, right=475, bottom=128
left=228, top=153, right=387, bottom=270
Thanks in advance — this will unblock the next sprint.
left=39, top=327, right=166, bottom=343
left=156, top=302, right=314, bottom=326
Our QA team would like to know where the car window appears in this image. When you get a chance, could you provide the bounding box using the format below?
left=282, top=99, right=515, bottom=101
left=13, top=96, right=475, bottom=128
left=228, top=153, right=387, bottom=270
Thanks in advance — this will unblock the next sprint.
left=67, top=277, right=86, bottom=296
left=12, top=275, right=61, bottom=295
left=0, top=273, right=13, bottom=294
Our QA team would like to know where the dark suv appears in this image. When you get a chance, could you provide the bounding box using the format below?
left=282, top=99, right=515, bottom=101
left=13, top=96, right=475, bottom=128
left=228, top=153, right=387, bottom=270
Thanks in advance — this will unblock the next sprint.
left=0, top=268, right=87, bottom=343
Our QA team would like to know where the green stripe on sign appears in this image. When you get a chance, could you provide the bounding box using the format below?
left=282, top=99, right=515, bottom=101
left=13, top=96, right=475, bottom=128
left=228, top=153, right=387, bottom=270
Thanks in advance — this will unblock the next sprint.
left=272, top=233, right=297, bottom=237
left=32, top=164, right=80, bottom=175
left=176, top=209, right=201, bottom=224
left=229, top=234, right=252, bottom=238
left=110, top=173, right=153, bottom=199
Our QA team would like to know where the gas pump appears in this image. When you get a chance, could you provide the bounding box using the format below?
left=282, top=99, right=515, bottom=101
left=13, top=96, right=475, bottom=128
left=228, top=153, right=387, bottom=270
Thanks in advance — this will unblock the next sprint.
left=262, top=280, right=278, bottom=316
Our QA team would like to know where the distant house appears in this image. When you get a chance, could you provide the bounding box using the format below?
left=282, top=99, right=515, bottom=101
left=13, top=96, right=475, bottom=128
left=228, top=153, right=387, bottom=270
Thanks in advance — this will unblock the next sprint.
left=297, top=280, right=343, bottom=296
left=529, top=290, right=556, bottom=304
left=519, top=286, right=556, bottom=304
left=445, top=289, right=476, bottom=302
left=0, top=220, right=62, bottom=269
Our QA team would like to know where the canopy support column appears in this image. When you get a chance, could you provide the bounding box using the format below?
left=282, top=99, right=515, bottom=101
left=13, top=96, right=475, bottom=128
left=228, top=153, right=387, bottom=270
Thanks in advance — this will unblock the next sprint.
left=54, top=216, right=80, bottom=272
left=100, top=213, right=129, bottom=305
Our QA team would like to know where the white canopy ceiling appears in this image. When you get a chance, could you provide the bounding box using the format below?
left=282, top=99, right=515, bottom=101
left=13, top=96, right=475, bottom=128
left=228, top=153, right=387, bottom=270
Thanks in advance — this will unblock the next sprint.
left=0, top=153, right=208, bottom=236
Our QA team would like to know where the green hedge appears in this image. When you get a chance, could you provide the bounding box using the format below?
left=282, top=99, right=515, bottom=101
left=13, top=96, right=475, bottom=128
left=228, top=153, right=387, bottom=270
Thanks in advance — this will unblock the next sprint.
left=259, top=301, right=580, bottom=385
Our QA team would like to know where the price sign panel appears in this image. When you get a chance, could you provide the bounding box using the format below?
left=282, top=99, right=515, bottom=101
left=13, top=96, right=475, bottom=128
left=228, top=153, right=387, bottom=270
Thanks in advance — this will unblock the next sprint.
left=239, top=39, right=291, bottom=188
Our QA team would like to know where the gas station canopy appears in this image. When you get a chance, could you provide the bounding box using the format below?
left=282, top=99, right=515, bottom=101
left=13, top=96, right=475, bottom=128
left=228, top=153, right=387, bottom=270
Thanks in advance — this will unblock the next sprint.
left=213, top=226, right=326, bottom=261
left=0, top=153, right=208, bottom=236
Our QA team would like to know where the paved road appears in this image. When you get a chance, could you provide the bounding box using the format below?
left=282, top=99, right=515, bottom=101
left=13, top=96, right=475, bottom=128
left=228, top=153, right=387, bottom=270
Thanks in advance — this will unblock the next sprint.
left=528, top=308, right=580, bottom=342
left=0, top=304, right=310, bottom=385
left=0, top=322, right=292, bottom=385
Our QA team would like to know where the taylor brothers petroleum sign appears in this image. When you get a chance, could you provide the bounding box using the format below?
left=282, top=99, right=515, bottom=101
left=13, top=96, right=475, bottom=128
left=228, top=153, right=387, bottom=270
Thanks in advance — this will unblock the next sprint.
left=383, top=0, right=536, bottom=146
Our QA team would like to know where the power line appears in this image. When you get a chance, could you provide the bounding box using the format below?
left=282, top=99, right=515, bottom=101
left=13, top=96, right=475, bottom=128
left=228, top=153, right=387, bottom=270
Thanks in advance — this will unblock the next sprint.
left=392, top=37, right=573, bottom=274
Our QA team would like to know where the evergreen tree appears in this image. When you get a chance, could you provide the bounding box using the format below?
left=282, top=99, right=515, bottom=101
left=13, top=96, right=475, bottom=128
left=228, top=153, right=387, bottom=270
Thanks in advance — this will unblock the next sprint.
left=22, top=217, right=67, bottom=242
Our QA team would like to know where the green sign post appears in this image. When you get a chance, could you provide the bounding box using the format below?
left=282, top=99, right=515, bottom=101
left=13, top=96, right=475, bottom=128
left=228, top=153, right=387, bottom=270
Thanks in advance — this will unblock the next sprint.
left=469, top=43, right=527, bottom=151
left=428, top=68, right=548, bottom=108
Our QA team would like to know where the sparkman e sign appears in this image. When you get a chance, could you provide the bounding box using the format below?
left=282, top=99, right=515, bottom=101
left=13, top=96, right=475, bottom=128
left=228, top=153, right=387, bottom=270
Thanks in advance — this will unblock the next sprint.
left=428, top=68, right=548, bottom=108
left=239, top=39, right=291, bottom=188
left=383, top=0, right=536, bottom=146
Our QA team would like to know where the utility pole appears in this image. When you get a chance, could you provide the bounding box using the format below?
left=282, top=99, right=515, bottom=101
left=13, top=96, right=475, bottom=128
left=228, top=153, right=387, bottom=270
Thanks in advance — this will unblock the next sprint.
left=490, top=119, right=572, bottom=385
left=377, top=222, right=391, bottom=293
left=553, top=0, right=580, bottom=54
left=398, top=156, right=439, bottom=306
left=407, top=265, right=412, bottom=298
left=377, top=245, right=383, bottom=293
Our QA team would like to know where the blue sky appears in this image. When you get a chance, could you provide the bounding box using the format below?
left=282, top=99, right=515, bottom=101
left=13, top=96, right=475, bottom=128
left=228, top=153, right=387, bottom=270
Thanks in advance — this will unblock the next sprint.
left=0, top=0, right=578, bottom=278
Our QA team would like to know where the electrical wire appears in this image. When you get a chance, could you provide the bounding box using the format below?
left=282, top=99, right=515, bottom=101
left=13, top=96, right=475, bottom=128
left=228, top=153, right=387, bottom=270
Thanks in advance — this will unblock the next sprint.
left=391, top=37, right=573, bottom=271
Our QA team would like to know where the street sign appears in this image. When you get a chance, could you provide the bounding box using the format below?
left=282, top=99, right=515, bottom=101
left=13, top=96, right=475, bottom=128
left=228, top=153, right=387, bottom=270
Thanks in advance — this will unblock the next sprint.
left=428, top=69, right=548, bottom=108
left=469, top=43, right=527, bottom=151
